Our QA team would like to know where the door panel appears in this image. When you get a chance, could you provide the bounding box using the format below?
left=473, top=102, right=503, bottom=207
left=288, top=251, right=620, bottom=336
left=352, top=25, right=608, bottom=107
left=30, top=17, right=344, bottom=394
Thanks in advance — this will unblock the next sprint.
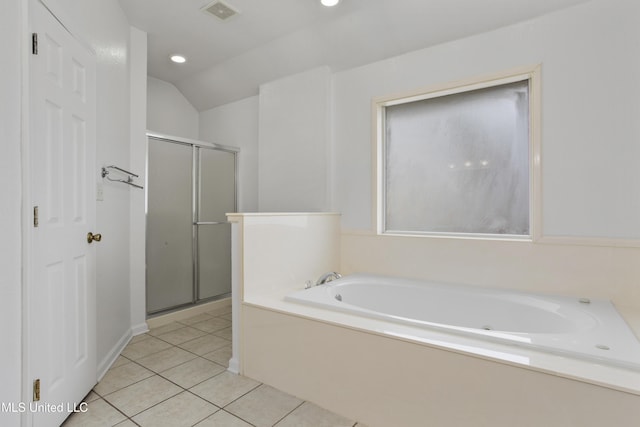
left=197, top=148, right=235, bottom=300
left=199, top=148, right=236, bottom=222
left=146, top=141, right=194, bottom=313
left=197, top=223, right=232, bottom=300
left=30, top=1, right=96, bottom=425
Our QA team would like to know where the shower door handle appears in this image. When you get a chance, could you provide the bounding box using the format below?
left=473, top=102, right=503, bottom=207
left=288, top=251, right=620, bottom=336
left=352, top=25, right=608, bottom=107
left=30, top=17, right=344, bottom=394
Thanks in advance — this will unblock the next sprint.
left=193, top=221, right=229, bottom=225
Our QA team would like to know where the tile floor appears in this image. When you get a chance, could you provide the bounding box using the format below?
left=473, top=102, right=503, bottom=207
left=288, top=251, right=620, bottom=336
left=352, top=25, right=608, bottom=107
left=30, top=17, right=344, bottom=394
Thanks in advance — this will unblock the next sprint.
left=62, top=306, right=366, bottom=427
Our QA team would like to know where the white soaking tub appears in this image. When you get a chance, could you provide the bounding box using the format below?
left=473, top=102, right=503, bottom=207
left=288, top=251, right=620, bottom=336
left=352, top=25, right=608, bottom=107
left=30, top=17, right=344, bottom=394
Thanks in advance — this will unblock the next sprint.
left=286, top=274, right=640, bottom=370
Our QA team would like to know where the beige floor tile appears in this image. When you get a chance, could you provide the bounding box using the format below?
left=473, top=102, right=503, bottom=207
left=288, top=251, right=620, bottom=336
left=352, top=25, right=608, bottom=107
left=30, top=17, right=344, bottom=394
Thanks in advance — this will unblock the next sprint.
left=191, top=318, right=232, bottom=333
left=129, top=333, right=152, bottom=344
left=132, top=391, right=218, bottom=427
left=110, top=355, right=132, bottom=369
left=225, top=385, right=303, bottom=427
left=114, top=420, right=138, bottom=427
left=207, top=306, right=232, bottom=317
left=157, top=326, right=208, bottom=345
left=103, top=375, right=182, bottom=417
left=194, top=410, right=252, bottom=427
left=178, top=334, right=231, bottom=355
left=160, top=357, right=226, bottom=388
left=202, top=345, right=232, bottom=367
left=84, top=391, right=100, bottom=403
left=212, top=326, right=232, bottom=341
left=121, top=336, right=172, bottom=360
left=93, top=362, right=154, bottom=396
left=147, top=322, right=185, bottom=337
left=275, top=402, right=355, bottom=427
left=218, top=313, right=233, bottom=321
left=61, top=398, right=126, bottom=427
left=179, top=313, right=214, bottom=325
left=190, top=372, right=260, bottom=407
left=135, top=346, right=198, bottom=373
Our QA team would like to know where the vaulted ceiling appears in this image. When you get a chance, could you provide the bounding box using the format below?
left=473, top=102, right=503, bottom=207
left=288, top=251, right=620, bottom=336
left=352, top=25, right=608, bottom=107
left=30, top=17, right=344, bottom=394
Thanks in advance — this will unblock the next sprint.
left=119, top=0, right=588, bottom=111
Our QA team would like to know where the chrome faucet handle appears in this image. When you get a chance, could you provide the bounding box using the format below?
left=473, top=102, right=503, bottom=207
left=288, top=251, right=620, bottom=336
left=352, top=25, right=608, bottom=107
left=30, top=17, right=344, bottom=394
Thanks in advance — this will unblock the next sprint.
left=304, top=280, right=313, bottom=289
left=315, top=272, right=342, bottom=286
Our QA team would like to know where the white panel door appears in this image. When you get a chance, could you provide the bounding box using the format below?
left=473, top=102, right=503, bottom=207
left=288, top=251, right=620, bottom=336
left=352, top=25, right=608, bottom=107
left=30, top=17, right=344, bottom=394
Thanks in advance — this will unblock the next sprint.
left=29, top=1, right=97, bottom=426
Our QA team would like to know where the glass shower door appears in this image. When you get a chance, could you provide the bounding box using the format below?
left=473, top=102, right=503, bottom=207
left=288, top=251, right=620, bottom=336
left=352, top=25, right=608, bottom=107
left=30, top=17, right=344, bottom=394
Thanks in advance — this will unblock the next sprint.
left=146, top=140, right=194, bottom=313
left=196, top=147, right=236, bottom=300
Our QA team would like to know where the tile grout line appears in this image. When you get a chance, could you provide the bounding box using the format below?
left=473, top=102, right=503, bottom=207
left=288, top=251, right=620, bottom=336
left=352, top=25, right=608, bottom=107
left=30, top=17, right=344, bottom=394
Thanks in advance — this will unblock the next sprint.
left=96, top=328, right=233, bottom=421
left=100, top=358, right=226, bottom=419
left=87, top=394, right=137, bottom=427
left=271, top=400, right=306, bottom=427
left=125, top=313, right=245, bottom=424
left=82, top=310, right=361, bottom=427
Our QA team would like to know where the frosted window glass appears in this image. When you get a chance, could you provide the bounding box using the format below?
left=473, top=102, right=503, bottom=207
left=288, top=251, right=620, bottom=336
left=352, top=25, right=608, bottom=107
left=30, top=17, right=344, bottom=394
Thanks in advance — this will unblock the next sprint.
left=384, top=80, right=529, bottom=236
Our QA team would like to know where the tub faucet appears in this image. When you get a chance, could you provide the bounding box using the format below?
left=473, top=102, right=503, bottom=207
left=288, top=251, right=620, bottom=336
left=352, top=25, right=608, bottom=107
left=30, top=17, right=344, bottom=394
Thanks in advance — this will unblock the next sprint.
left=316, top=272, right=342, bottom=286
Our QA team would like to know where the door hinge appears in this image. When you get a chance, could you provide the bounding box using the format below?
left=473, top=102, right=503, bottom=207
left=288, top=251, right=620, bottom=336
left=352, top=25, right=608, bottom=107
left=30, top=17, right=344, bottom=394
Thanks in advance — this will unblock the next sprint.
left=32, top=33, right=38, bottom=55
left=33, top=379, right=40, bottom=402
left=33, top=206, right=39, bottom=227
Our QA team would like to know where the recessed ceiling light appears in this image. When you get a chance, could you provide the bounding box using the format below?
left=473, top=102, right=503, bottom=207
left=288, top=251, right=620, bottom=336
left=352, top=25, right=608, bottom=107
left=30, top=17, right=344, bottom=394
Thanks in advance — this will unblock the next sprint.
left=321, top=0, right=340, bottom=6
left=170, top=55, right=186, bottom=64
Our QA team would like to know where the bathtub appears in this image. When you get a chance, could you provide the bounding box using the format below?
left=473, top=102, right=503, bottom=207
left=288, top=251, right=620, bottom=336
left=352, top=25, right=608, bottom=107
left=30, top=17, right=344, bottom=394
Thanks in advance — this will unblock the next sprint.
left=285, top=274, right=640, bottom=370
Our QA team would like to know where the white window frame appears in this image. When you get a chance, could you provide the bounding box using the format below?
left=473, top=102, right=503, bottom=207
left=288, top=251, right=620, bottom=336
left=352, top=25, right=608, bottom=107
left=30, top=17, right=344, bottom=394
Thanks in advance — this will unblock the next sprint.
left=373, top=65, right=542, bottom=240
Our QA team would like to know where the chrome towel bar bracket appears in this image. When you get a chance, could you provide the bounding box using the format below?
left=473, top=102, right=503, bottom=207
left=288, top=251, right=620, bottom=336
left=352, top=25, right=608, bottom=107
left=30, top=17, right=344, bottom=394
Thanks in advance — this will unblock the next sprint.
left=101, top=165, right=143, bottom=189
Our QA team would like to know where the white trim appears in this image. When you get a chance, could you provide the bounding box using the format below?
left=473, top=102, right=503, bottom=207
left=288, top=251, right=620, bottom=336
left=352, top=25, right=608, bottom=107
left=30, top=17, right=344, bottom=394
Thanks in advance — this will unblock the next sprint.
left=371, top=100, right=383, bottom=234
left=537, top=235, right=640, bottom=249
left=227, top=358, right=240, bottom=374
left=20, top=0, right=32, bottom=421
left=130, top=322, right=149, bottom=336
left=38, top=0, right=95, bottom=55
left=529, top=65, right=543, bottom=242
left=377, top=73, right=531, bottom=107
left=97, top=330, right=132, bottom=381
left=228, top=217, right=243, bottom=375
left=341, top=228, right=640, bottom=249
left=373, top=64, right=541, bottom=107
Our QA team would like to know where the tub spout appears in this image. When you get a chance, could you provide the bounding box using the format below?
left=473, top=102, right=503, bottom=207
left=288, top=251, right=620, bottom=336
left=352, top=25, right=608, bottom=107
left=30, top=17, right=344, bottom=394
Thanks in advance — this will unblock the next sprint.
left=316, top=272, right=342, bottom=286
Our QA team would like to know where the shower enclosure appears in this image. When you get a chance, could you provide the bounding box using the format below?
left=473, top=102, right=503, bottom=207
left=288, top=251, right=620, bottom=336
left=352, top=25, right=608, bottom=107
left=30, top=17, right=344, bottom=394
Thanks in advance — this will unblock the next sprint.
left=146, top=133, right=238, bottom=315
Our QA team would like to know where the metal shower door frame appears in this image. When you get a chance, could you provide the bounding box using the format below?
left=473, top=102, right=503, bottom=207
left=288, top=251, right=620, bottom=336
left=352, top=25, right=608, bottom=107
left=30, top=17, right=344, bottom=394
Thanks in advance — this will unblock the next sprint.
left=146, top=132, right=239, bottom=315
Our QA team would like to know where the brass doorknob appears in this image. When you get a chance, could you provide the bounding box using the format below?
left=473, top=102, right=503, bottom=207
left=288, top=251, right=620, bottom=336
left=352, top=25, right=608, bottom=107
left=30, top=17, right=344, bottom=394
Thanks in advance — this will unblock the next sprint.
left=87, top=232, right=102, bottom=243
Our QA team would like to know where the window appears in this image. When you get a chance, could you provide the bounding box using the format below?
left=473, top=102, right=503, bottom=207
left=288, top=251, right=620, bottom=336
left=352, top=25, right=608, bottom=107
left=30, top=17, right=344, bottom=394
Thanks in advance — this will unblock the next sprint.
left=376, top=69, right=539, bottom=239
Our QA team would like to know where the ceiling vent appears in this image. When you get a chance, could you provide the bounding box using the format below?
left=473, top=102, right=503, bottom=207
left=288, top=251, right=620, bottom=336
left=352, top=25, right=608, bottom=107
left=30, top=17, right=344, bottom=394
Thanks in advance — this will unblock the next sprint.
left=201, top=1, right=239, bottom=21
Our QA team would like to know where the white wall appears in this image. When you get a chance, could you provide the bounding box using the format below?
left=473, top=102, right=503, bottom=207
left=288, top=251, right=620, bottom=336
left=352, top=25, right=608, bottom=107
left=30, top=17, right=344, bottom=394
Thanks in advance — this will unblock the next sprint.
left=333, top=0, right=640, bottom=310
left=206, top=0, right=639, bottom=312
left=333, top=0, right=640, bottom=238
left=258, top=67, right=332, bottom=212
left=200, top=96, right=259, bottom=212
left=0, top=1, right=24, bottom=425
left=147, top=76, right=199, bottom=139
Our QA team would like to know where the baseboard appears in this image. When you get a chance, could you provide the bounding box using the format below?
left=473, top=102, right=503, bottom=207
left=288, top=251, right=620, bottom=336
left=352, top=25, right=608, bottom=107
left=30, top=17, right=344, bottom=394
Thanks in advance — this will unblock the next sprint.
left=228, top=357, right=240, bottom=374
left=131, top=322, right=149, bottom=336
left=97, top=329, right=132, bottom=381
